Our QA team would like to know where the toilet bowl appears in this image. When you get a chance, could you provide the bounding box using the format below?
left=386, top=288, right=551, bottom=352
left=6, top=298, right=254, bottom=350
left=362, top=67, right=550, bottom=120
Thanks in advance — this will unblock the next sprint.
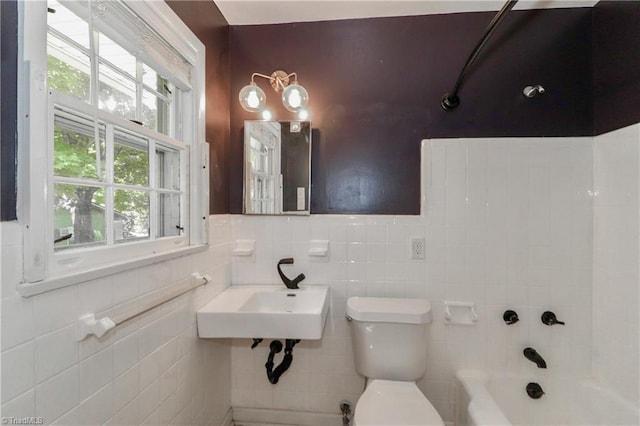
left=355, top=380, right=443, bottom=426
left=347, top=297, right=444, bottom=426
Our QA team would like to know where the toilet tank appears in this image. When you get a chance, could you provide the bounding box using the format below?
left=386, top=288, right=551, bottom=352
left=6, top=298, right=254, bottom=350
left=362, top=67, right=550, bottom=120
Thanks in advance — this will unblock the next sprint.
left=347, top=297, right=432, bottom=381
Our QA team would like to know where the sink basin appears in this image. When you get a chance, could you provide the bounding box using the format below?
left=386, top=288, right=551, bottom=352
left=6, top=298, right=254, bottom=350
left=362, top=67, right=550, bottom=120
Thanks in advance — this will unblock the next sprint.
left=197, top=285, right=329, bottom=339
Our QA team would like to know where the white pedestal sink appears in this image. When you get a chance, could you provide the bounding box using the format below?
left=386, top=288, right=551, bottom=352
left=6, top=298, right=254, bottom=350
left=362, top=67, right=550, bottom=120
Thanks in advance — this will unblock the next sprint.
left=197, top=285, right=329, bottom=339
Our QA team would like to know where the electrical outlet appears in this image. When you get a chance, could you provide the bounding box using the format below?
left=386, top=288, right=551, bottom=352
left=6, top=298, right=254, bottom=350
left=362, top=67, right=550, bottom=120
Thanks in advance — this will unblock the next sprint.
left=411, top=237, right=425, bottom=260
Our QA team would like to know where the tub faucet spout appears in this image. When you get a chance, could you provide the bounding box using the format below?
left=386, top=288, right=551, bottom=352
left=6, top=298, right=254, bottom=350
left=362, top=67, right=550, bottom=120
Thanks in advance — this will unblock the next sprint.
left=523, top=347, right=547, bottom=368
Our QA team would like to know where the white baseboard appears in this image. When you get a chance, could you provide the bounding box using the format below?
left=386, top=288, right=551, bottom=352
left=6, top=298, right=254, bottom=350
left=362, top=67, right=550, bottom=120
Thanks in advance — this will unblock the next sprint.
left=232, top=407, right=343, bottom=426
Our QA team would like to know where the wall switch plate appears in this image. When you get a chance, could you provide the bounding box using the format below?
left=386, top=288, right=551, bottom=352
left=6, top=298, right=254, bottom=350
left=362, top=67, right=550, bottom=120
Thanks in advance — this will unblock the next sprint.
left=411, top=237, right=425, bottom=259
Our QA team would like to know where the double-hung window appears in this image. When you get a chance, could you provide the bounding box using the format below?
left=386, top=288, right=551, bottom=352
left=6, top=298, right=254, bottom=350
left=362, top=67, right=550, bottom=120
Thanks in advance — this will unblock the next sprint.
left=18, top=0, right=207, bottom=295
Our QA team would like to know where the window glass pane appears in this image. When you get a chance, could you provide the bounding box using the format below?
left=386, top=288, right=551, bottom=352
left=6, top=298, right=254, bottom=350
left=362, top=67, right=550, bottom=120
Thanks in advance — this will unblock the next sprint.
left=54, top=112, right=105, bottom=180
left=99, top=33, right=136, bottom=78
left=142, top=88, right=172, bottom=136
left=54, top=185, right=106, bottom=251
left=142, top=64, right=158, bottom=90
left=156, top=146, right=180, bottom=190
left=114, top=190, right=150, bottom=243
left=159, top=79, right=174, bottom=136
left=47, top=0, right=90, bottom=49
left=99, top=63, right=136, bottom=120
left=143, top=65, right=174, bottom=93
left=114, top=129, right=149, bottom=186
left=159, top=95, right=172, bottom=137
left=47, top=36, right=91, bottom=102
left=157, top=193, right=181, bottom=238
left=142, top=90, right=159, bottom=131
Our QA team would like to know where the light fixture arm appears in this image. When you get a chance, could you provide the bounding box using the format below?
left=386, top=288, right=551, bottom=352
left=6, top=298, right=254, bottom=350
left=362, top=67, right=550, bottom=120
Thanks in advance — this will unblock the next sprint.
left=250, top=70, right=298, bottom=92
left=250, top=72, right=273, bottom=83
left=286, top=72, right=298, bottom=83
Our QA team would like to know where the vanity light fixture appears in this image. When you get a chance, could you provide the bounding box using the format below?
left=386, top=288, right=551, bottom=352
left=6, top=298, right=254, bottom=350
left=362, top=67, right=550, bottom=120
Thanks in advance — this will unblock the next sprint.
left=239, top=70, right=309, bottom=118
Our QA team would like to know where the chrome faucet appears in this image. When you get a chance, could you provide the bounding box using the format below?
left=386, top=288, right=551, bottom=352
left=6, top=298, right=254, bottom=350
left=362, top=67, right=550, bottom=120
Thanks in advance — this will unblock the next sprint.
left=277, top=258, right=305, bottom=289
left=523, top=347, right=547, bottom=368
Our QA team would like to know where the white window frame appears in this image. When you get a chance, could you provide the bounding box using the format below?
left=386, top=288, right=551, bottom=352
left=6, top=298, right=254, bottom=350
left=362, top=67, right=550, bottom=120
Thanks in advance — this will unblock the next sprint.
left=17, top=1, right=208, bottom=297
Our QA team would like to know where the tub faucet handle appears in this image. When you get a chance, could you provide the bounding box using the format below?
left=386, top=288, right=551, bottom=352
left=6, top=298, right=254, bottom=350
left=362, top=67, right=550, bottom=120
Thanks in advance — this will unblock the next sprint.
left=503, top=310, right=519, bottom=325
left=541, top=311, right=565, bottom=326
left=526, top=382, right=545, bottom=399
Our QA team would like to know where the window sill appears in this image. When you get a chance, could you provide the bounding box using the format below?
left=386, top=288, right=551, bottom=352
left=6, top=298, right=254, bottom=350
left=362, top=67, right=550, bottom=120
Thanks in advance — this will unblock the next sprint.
left=17, top=244, right=208, bottom=297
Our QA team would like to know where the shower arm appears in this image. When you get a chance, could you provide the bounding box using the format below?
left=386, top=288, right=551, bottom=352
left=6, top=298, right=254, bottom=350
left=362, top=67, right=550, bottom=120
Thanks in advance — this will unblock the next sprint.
left=441, top=0, right=518, bottom=111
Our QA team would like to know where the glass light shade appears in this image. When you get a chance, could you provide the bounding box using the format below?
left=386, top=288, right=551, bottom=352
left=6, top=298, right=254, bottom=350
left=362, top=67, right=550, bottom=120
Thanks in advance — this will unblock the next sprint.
left=239, top=83, right=266, bottom=112
left=282, top=83, right=309, bottom=112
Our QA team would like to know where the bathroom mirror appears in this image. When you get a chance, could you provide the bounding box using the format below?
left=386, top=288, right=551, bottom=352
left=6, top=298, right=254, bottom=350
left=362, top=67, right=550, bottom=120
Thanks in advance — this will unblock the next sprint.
left=243, top=120, right=311, bottom=215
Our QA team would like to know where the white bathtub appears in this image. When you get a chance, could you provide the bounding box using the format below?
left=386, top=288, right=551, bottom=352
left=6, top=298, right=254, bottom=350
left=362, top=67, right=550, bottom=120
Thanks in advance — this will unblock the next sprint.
left=455, top=370, right=639, bottom=426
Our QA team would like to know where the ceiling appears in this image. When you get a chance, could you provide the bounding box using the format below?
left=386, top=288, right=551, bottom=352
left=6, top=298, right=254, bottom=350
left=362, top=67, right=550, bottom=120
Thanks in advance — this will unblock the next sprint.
left=215, top=0, right=599, bottom=25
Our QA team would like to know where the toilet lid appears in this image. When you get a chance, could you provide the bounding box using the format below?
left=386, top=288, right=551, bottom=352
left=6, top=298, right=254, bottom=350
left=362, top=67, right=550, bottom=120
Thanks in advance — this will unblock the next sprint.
left=354, top=380, right=444, bottom=426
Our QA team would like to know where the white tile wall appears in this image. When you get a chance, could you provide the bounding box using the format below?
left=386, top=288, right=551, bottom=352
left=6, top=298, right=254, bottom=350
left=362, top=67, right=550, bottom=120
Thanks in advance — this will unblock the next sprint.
left=229, top=137, right=595, bottom=422
left=3, top=131, right=638, bottom=424
left=1, top=215, right=233, bottom=425
left=593, top=123, right=640, bottom=408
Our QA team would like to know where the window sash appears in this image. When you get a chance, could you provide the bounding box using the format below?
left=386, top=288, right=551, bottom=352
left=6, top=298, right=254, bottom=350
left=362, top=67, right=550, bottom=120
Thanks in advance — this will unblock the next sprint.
left=48, top=2, right=176, bottom=135
left=59, top=0, right=193, bottom=90
left=52, top=93, right=188, bottom=150
left=50, top=91, right=187, bottom=257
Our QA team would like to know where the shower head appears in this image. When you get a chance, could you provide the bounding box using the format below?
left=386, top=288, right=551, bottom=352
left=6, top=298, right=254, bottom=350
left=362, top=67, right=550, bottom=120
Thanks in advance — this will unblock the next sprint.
left=523, top=85, right=545, bottom=98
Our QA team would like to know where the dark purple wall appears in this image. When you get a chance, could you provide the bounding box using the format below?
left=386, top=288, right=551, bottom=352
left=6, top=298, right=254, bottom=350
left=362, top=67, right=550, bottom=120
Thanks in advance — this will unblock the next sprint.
left=1, top=0, right=18, bottom=221
left=593, top=1, right=640, bottom=135
left=2, top=3, right=639, bottom=219
left=230, top=8, right=594, bottom=214
left=167, top=1, right=231, bottom=214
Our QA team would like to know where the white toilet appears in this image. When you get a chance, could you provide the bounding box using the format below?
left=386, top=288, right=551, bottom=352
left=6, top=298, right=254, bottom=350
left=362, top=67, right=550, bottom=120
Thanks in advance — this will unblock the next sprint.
left=347, top=297, right=444, bottom=426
